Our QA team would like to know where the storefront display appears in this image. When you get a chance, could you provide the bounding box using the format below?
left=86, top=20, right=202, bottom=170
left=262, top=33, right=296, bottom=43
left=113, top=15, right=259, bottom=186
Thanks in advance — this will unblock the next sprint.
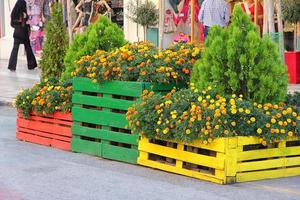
left=72, top=0, right=123, bottom=33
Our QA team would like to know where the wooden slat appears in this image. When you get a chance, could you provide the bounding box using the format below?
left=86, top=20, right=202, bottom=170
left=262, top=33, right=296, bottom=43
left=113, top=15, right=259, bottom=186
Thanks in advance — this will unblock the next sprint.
left=71, top=136, right=101, bottom=156
left=102, top=144, right=138, bottom=164
left=18, top=113, right=72, bottom=126
left=238, top=147, right=300, bottom=161
left=138, top=158, right=224, bottom=184
left=17, top=118, right=71, bottom=137
left=236, top=167, right=300, bottom=182
left=18, top=127, right=71, bottom=142
left=72, top=124, right=138, bottom=145
left=72, top=93, right=134, bottom=110
left=73, top=77, right=144, bottom=97
left=72, top=106, right=128, bottom=129
left=237, top=156, right=300, bottom=172
left=138, top=139, right=225, bottom=170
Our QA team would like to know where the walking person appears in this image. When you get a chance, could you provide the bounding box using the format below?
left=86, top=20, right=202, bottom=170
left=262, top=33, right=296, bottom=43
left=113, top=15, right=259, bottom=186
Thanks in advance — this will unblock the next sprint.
left=8, top=0, right=37, bottom=72
left=198, top=0, right=230, bottom=39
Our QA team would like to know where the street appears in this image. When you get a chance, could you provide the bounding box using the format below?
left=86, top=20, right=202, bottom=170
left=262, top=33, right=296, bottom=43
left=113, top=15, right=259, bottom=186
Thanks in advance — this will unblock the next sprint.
left=0, top=106, right=300, bottom=200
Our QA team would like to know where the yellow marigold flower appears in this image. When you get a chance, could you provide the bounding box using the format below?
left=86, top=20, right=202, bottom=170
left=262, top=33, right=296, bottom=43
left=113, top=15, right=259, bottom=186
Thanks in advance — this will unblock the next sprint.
left=253, top=102, right=257, bottom=106
left=258, top=104, right=262, bottom=109
left=231, top=109, right=237, bottom=114
left=214, top=125, right=219, bottom=130
left=185, top=129, right=191, bottom=134
left=238, top=108, right=244, bottom=113
left=276, top=113, right=282, bottom=118
left=247, top=120, right=251, bottom=124
left=232, top=94, right=236, bottom=98
left=163, top=128, right=169, bottom=134
left=273, top=104, right=279, bottom=109
left=262, top=140, right=267, bottom=146
left=224, top=130, right=229, bottom=135
left=206, top=95, right=211, bottom=99
left=208, top=138, right=213, bottom=143
left=245, top=109, right=251, bottom=114
left=280, top=129, right=285, bottom=134
left=197, top=96, right=203, bottom=102
left=271, top=118, right=276, bottom=124
left=297, top=116, right=300, bottom=121
left=203, top=140, right=208, bottom=144
left=257, top=128, right=262, bottom=134
left=278, top=121, right=283, bottom=126
left=282, top=110, right=287, bottom=115
left=210, top=99, right=215, bottom=104
left=275, top=129, right=280, bottom=134
left=265, top=123, right=271, bottom=128
left=249, top=117, right=255, bottom=122
left=157, top=121, right=162, bottom=125
left=287, top=118, right=292, bottom=123
left=171, top=114, right=177, bottom=119
left=229, top=99, right=235, bottom=105
left=207, top=86, right=212, bottom=90
left=287, top=107, right=293, bottom=113
left=263, top=106, right=269, bottom=111
left=231, top=121, right=236, bottom=126
left=288, top=131, right=293, bottom=137
left=292, top=112, right=297, bottom=117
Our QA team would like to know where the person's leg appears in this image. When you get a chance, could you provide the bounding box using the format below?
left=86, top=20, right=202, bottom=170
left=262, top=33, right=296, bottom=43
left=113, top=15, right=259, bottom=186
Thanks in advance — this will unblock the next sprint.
left=8, top=39, right=20, bottom=71
left=24, top=39, right=37, bottom=70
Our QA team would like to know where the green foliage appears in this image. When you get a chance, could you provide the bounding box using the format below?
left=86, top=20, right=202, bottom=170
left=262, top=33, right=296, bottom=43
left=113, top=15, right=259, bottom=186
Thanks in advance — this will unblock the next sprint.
left=62, top=16, right=126, bottom=81
left=40, top=2, right=68, bottom=80
left=127, top=87, right=300, bottom=145
left=127, top=0, right=158, bottom=27
left=286, top=92, right=300, bottom=108
left=281, top=0, right=300, bottom=23
left=191, top=5, right=288, bottom=104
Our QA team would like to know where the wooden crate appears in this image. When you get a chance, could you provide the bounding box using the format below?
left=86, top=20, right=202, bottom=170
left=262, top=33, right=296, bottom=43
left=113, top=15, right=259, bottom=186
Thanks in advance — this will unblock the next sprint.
left=71, top=77, right=179, bottom=164
left=17, top=112, right=72, bottom=151
left=138, top=136, right=300, bottom=184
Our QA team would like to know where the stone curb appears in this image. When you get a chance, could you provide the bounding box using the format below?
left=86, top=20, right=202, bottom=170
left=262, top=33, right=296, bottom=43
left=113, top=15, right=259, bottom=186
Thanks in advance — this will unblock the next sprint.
left=0, top=100, right=13, bottom=107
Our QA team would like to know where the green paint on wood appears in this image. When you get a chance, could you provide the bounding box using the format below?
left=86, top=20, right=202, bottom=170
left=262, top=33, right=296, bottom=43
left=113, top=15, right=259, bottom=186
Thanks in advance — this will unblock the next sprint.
left=71, top=136, right=101, bottom=156
left=72, top=125, right=138, bottom=145
left=102, top=144, right=138, bottom=164
left=73, top=77, right=144, bottom=97
left=72, top=106, right=128, bottom=129
left=72, top=93, right=134, bottom=110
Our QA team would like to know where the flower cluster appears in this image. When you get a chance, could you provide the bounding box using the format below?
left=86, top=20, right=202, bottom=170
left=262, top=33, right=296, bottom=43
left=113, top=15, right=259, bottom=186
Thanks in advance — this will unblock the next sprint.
left=127, top=85, right=300, bottom=145
left=71, top=41, right=201, bottom=85
left=15, top=78, right=72, bottom=118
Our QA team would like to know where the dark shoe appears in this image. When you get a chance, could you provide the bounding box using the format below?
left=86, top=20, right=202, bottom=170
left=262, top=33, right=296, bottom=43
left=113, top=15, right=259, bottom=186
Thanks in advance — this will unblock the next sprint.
left=28, top=65, right=37, bottom=70
left=8, top=67, right=16, bottom=72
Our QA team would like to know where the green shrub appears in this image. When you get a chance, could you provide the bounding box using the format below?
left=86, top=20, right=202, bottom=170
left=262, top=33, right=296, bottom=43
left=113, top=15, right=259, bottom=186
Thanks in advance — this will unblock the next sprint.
left=40, top=2, right=68, bottom=79
left=191, top=5, right=288, bottom=104
left=61, top=16, right=126, bottom=80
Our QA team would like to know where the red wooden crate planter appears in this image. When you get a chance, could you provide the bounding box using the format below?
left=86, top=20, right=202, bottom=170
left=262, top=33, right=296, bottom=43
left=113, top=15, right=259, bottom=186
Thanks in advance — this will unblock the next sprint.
left=16, top=112, right=72, bottom=151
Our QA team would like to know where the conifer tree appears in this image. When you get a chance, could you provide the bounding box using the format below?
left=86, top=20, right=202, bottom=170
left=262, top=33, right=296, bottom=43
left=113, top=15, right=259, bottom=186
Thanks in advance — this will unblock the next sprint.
left=191, top=5, right=288, bottom=103
left=40, top=2, right=68, bottom=79
left=61, top=16, right=126, bottom=81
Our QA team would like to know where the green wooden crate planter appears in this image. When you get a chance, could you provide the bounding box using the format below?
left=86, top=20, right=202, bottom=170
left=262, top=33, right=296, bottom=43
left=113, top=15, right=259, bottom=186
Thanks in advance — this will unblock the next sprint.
left=71, top=77, right=180, bottom=164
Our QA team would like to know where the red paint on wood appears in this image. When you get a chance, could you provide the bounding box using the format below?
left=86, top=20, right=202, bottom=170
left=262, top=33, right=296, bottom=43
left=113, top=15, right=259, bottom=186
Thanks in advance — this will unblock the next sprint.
left=16, top=112, right=72, bottom=151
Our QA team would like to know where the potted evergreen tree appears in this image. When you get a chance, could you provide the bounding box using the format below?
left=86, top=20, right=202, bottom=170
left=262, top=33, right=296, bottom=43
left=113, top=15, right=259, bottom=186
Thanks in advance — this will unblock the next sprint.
left=282, top=0, right=300, bottom=83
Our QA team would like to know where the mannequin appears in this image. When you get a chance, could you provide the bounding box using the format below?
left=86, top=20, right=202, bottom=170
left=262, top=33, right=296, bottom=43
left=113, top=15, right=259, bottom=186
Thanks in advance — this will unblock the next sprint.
left=72, top=0, right=92, bottom=31
left=89, top=0, right=111, bottom=24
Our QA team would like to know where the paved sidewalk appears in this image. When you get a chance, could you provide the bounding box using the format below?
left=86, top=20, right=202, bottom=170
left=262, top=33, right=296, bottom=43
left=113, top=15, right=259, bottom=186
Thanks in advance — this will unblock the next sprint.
left=0, top=59, right=40, bottom=105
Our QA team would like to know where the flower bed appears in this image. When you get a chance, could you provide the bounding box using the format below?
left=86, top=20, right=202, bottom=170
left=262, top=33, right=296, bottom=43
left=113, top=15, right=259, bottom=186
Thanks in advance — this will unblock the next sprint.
left=138, top=136, right=300, bottom=184
left=128, top=86, right=300, bottom=183
left=17, top=112, right=72, bottom=151
left=71, top=77, right=180, bottom=164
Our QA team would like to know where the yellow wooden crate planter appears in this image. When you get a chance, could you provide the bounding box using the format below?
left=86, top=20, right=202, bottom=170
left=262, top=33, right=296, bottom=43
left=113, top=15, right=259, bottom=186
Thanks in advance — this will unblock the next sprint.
left=138, top=136, right=300, bottom=184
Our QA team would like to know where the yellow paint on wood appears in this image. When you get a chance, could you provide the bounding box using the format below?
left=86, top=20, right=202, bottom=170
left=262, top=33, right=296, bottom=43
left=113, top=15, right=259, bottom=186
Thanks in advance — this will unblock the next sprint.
left=236, top=167, right=300, bottom=182
left=137, top=158, right=225, bottom=184
left=238, top=146, right=300, bottom=161
left=139, top=141, right=225, bottom=169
